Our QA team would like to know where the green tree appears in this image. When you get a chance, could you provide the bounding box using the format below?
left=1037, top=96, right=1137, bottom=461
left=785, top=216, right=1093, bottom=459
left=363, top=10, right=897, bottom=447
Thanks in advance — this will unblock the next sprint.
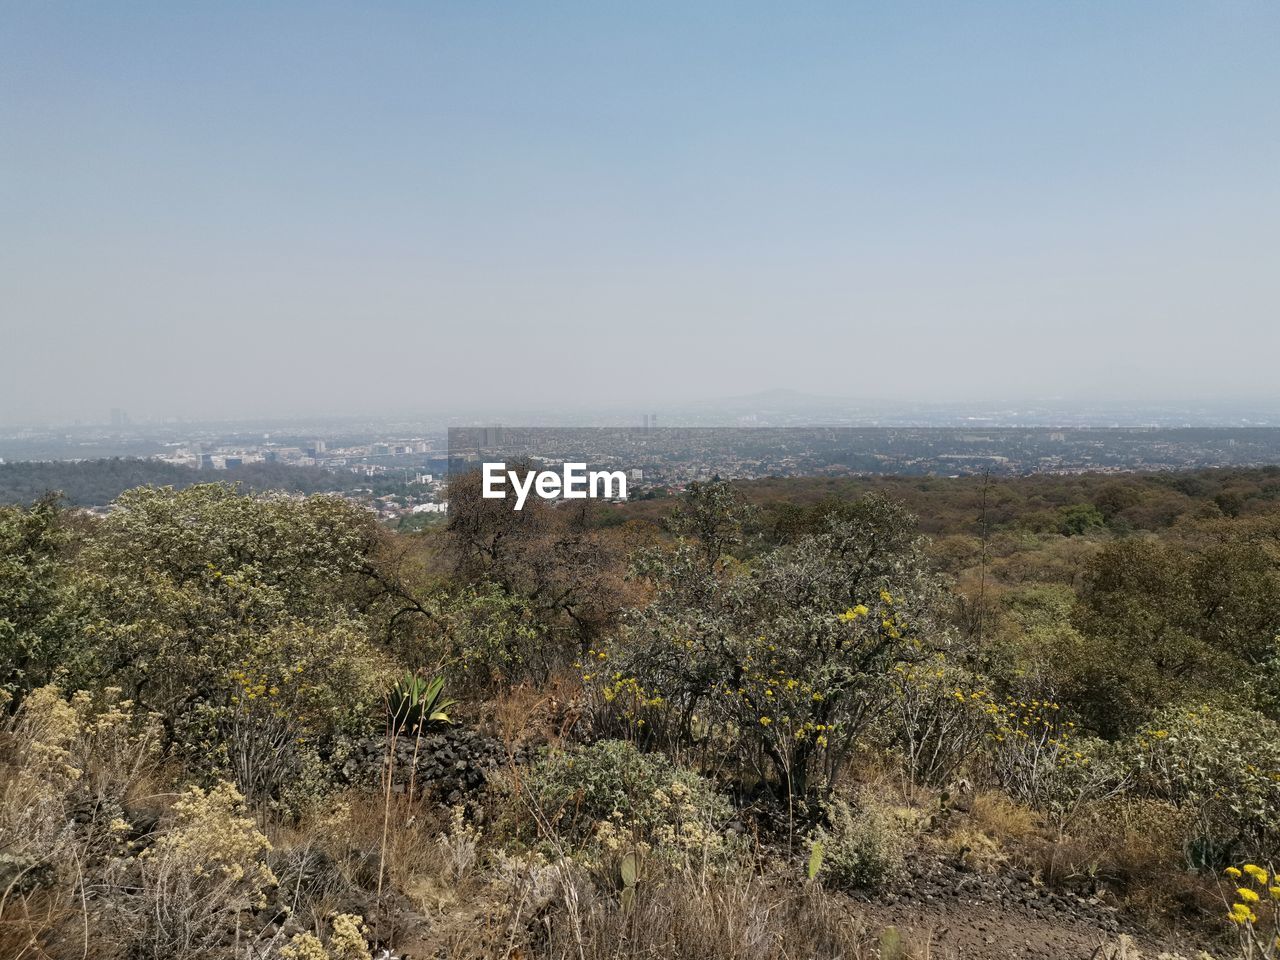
left=604, top=490, right=951, bottom=800
left=443, top=467, right=628, bottom=659
left=0, top=495, right=82, bottom=704
left=1057, top=503, right=1106, bottom=536
left=1190, top=541, right=1280, bottom=667
left=665, top=478, right=756, bottom=572
left=1071, top=539, right=1223, bottom=737
left=72, top=484, right=386, bottom=743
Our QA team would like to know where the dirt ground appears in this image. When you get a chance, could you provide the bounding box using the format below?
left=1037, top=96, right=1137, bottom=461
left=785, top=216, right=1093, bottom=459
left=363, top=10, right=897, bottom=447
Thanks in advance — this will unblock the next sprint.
left=862, top=899, right=1212, bottom=960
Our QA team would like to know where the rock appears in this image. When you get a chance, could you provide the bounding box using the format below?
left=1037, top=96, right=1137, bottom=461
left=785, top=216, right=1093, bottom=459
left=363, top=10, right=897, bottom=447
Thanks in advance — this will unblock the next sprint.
left=342, top=727, right=528, bottom=804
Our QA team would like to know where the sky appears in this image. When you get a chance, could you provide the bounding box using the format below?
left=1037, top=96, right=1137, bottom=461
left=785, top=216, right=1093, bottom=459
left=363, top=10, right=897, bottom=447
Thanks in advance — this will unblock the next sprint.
left=2, top=2, right=1278, bottom=423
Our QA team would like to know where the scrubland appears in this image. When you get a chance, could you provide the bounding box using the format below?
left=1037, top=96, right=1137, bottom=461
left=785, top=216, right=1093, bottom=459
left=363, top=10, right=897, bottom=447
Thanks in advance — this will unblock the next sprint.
left=4, top=467, right=1280, bottom=959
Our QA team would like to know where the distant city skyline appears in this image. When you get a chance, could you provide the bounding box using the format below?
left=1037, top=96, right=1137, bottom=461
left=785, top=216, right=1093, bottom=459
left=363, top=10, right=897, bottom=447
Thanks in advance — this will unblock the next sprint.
left=3, top=3, right=1278, bottom=423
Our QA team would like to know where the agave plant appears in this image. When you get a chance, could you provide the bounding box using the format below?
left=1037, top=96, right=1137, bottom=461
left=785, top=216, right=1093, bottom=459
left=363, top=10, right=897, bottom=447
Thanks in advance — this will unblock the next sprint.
left=388, top=672, right=456, bottom=736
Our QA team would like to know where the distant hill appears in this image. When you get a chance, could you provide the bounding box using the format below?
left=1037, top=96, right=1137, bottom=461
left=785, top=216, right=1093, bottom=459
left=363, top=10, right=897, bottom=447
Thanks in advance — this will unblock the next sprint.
left=0, top=458, right=376, bottom=507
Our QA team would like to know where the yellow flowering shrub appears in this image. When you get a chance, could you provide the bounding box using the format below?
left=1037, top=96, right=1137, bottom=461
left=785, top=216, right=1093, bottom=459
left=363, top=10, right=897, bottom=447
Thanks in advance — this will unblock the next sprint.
left=985, top=695, right=1119, bottom=819
left=179, top=620, right=389, bottom=815
left=888, top=653, right=996, bottom=790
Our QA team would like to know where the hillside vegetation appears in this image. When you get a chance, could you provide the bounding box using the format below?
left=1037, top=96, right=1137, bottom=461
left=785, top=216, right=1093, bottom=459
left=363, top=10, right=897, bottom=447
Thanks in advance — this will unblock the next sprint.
left=3, top=468, right=1280, bottom=959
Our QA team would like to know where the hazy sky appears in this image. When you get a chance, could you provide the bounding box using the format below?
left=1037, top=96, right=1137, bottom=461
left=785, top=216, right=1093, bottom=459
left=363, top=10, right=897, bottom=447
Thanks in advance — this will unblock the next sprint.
left=3, top=2, right=1278, bottom=423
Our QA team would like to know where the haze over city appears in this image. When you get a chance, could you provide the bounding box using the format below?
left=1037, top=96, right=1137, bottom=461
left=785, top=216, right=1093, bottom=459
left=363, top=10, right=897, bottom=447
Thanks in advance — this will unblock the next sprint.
left=4, top=2, right=1279, bottom=424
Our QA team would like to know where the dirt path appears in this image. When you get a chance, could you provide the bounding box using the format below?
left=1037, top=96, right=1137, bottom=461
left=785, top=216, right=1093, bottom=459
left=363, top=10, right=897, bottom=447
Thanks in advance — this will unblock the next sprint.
left=850, top=854, right=1214, bottom=959
left=861, top=900, right=1174, bottom=959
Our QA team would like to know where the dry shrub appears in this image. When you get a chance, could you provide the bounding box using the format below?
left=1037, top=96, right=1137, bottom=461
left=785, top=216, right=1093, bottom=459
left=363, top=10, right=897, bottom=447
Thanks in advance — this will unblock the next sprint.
left=114, top=781, right=278, bottom=960
left=998, top=794, right=1222, bottom=923
left=4, top=688, right=387, bottom=960
left=1063, top=798, right=1215, bottom=923
left=926, top=791, right=1036, bottom=875
left=1, top=685, right=161, bottom=855
left=0, top=685, right=163, bottom=959
left=263, top=791, right=453, bottom=959
left=265, top=786, right=509, bottom=956
left=1104, top=799, right=1194, bottom=883
left=289, top=791, right=474, bottom=915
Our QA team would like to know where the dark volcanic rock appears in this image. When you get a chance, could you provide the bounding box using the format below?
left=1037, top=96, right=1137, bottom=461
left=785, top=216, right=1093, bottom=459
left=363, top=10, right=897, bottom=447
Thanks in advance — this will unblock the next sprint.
left=341, top=727, right=526, bottom=804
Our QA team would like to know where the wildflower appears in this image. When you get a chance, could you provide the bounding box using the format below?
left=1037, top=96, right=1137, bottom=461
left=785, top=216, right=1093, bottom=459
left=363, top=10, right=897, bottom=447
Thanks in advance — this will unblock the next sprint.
left=1243, top=864, right=1269, bottom=885
left=1228, top=902, right=1257, bottom=925
left=1238, top=887, right=1260, bottom=904
left=1225, top=866, right=1243, bottom=878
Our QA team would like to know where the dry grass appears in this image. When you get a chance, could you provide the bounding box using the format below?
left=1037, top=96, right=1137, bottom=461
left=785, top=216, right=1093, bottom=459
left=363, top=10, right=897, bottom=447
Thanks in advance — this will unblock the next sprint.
left=935, top=825, right=1007, bottom=874
left=966, top=790, right=1039, bottom=846
left=483, top=670, right=586, bottom=755
left=523, top=864, right=876, bottom=960
left=486, top=682, right=563, bottom=753
left=0, top=890, right=82, bottom=960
